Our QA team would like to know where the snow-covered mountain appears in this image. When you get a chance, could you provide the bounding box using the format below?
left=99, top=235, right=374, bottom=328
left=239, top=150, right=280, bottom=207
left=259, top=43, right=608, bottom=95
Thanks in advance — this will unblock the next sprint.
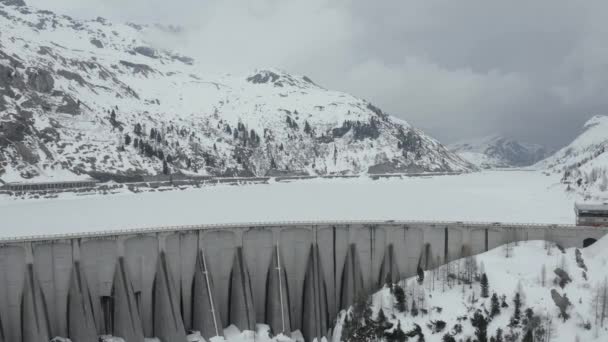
left=334, top=235, right=608, bottom=342
left=538, top=116, right=608, bottom=199
left=0, top=0, right=472, bottom=183
left=449, top=135, right=549, bottom=169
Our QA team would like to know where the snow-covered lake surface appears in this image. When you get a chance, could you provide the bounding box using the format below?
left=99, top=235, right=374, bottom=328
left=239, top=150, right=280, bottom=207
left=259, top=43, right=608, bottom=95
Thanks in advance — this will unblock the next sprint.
left=0, top=171, right=575, bottom=239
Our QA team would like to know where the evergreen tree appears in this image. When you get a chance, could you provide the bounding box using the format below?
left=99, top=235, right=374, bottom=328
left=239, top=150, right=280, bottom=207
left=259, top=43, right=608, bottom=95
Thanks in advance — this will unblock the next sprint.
left=411, top=299, right=419, bottom=317
left=471, top=311, right=488, bottom=342
left=162, top=160, right=169, bottom=175
left=481, top=273, right=489, bottom=298
left=110, top=109, right=116, bottom=123
left=490, top=328, right=503, bottom=342
left=393, top=284, right=406, bottom=312
left=374, top=308, right=391, bottom=339
left=385, top=321, right=406, bottom=342
left=490, top=293, right=501, bottom=318
left=442, top=334, right=456, bottom=342
left=304, top=121, right=312, bottom=135
left=417, top=265, right=425, bottom=285
left=509, top=293, right=521, bottom=327
left=124, top=134, right=131, bottom=146
left=500, top=295, right=509, bottom=308
left=522, top=329, right=533, bottom=342
left=134, top=123, right=142, bottom=136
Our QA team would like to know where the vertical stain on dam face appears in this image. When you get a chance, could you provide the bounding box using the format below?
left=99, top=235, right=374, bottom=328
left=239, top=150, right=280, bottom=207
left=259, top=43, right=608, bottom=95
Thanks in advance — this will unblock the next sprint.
left=21, top=264, right=51, bottom=342
left=67, top=261, right=98, bottom=342
left=301, top=244, right=328, bottom=342
left=192, top=250, right=223, bottom=340
left=265, top=246, right=291, bottom=336
left=228, top=247, right=256, bottom=331
left=111, top=257, right=144, bottom=342
left=340, top=244, right=364, bottom=311
left=378, top=244, right=400, bottom=288
left=152, top=252, right=187, bottom=342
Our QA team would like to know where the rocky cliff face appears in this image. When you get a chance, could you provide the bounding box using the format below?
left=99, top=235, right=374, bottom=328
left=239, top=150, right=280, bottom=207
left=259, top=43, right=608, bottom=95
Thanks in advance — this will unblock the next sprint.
left=0, top=2, right=472, bottom=183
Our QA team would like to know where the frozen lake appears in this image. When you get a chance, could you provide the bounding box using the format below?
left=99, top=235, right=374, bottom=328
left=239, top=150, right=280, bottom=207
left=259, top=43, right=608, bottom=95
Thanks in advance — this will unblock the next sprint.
left=0, top=171, right=575, bottom=238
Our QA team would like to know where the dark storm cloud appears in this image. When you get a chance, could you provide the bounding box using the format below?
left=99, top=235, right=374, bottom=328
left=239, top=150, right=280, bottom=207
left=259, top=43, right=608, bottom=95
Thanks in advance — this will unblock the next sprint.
left=29, top=0, right=608, bottom=148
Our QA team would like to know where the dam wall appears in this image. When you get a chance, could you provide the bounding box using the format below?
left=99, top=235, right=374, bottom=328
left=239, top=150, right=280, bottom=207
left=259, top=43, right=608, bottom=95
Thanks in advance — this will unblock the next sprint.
left=0, top=221, right=606, bottom=342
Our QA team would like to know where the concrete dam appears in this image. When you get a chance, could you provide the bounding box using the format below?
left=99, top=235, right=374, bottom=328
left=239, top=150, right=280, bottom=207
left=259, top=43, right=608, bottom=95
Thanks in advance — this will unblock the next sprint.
left=0, top=221, right=606, bottom=342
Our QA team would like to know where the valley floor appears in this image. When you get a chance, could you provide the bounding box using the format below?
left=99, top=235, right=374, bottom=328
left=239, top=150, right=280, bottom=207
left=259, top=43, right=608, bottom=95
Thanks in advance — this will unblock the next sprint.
left=0, top=170, right=576, bottom=239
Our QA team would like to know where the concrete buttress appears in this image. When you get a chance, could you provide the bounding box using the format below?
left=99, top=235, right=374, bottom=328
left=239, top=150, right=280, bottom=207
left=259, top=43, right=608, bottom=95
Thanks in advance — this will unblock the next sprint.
left=301, top=244, right=329, bottom=342
left=265, top=246, right=291, bottom=336
left=21, top=264, right=51, bottom=342
left=153, top=252, right=187, bottom=342
left=229, top=247, right=256, bottom=331
left=377, top=244, right=400, bottom=288
left=0, top=312, right=5, bottom=342
left=340, top=244, right=364, bottom=310
left=192, top=250, right=224, bottom=340
left=67, top=261, right=98, bottom=342
left=112, top=257, right=144, bottom=342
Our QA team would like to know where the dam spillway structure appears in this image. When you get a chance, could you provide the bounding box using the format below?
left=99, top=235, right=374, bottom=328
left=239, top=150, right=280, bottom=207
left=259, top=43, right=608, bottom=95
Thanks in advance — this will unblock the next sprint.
left=0, top=220, right=606, bottom=342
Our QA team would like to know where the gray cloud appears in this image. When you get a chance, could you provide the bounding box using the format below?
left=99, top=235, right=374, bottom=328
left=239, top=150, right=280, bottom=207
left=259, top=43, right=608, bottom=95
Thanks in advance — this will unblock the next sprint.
left=28, top=0, right=608, bottom=148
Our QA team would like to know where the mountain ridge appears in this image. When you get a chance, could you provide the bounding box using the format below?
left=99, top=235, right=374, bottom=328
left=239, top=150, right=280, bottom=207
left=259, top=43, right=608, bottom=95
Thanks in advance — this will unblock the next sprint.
left=538, top=115, right=608, bottom=198
left=449, top=135, right=549, bottom=169
left=0, top=2, right=473, bottom=183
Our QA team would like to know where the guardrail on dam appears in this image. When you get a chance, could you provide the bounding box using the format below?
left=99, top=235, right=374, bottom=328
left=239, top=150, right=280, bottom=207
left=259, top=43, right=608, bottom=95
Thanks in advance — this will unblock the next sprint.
left=0, top=220, right=606, bottom=342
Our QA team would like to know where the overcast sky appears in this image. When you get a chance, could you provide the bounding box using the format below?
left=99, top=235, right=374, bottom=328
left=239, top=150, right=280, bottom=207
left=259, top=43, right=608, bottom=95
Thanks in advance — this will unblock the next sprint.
left=29, top=0, right=608, bottom=148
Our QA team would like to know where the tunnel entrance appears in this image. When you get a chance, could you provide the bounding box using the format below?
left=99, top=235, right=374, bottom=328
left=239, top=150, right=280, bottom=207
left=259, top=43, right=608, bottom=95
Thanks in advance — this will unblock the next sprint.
left=583, top=238, right=597, bottom=248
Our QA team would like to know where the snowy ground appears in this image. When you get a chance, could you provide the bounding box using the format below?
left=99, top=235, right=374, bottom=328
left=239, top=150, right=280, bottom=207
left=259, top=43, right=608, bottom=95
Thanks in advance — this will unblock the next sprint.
left=0, top=170, right=577, bottom=239
left=333, top=235, right=608, bottom=342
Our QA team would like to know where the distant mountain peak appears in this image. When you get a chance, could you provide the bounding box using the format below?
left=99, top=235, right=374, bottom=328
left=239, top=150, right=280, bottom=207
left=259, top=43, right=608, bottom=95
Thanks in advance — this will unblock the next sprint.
left=449, top=135, right=549, bottom=169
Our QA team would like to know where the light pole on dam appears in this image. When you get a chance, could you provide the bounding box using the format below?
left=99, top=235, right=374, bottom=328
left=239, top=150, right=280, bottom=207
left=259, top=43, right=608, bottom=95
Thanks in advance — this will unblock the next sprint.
left=0, top=221, right=605, bottom=342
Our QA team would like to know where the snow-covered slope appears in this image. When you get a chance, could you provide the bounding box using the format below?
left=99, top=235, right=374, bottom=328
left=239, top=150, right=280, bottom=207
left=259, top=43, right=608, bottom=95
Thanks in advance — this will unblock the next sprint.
left=335, top=235, right=608, bottom=342
left=449, top=135, right=549, bottom=169
left=0, top=0, right=472, bottom=183
left=539, top=116, right=608, bottom=199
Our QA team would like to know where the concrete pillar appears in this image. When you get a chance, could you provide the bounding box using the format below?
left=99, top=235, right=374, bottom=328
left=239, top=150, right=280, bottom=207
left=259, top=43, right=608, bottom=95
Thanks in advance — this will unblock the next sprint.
left=265, top=245, right=291, bottom=336
left=153, top=252, right=187, bottom=342
left=124, top=236, right=159, bottom=337
left=165, top=232, right=198, bottom=331
left=228, top=247, right=256, bottom=331
left=201, top=231, right=237, bottom=326
left=279, top=227, right=313, bottom=331
left=0, top=312, right=5, bottom=342
left=192, top=250, right=223, bottom=340
left=301, top=244, right=329, bottom=342
left=243, top=228, right=274, bottom=324
left=0, top=246, right=26, bottom=342
left=112, top=257, right=144, bottom=342
left=33, top=241, right=72, bottom=338
left=316, top=226, right=340, bottom=322
left=67, top=261, right=98, bottom=342
left=340, top=244, right=364, bottom=310
left=80, top=239, right=118, bottom=335
left=377, top=244, right=400, bottom=288
left=21, top=264, right=51, bottom=342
